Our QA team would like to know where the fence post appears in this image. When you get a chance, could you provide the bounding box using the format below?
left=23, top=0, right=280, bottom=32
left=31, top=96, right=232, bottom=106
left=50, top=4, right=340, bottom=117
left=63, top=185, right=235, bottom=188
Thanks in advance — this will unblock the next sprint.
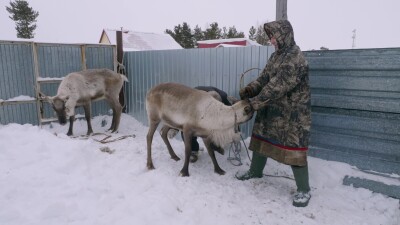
left=276, top=0, right=288, bottom=20
left=32, top=42, right=42, bottom=126
left=80, top=45, right=87, bottom=70
left=116, top=30, right=126, bottom=112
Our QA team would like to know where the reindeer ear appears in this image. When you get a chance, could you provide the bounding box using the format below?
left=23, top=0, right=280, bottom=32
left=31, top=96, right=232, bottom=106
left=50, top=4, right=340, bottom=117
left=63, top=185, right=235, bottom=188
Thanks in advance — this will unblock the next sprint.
left=227, top=96, right=239, bottom=104
left=47, top=96, right=54, bottom=104
left=39, top=92, right=54, bottom=104
left=38, top=92, right=46, bottom=100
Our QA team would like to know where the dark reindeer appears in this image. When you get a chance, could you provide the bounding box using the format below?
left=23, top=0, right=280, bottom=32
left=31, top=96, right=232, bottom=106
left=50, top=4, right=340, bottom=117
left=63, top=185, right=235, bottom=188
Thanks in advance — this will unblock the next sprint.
left=145, top=82, right=254, bottom=177
left=41, top=68, right=128, bottom=136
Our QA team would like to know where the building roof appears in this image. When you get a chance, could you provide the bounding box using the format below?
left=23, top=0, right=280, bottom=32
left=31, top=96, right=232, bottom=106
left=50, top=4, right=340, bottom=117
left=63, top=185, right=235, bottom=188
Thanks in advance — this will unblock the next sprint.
left=216, top=43, right=245, bottom=48
left=100, top=29, right=183, bottom=51
left=197, top=38, right=261, bottom=48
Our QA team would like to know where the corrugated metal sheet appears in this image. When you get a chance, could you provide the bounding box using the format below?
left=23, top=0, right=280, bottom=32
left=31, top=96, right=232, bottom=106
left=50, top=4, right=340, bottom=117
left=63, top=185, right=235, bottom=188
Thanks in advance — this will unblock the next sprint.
left=0, top=42, right=35, bottom=99
left=0, top=41, right=36, bottom=124
left=86, top=45, right=115, bottom=69
left=85, top=45, right=116, bottom=117
left=124, top=46, right=400, bottom=174
left=36, top=43, right=85, bottom=120
left=124, top=46, right=273, bottom=137
left=0, top=41, right=116, bottom=125
left=305, top=48, right=400, bottom=174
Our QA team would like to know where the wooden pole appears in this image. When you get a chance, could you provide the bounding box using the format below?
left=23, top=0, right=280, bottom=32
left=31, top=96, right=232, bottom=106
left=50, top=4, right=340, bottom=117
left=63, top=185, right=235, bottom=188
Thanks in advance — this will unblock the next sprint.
left=116, top=30, right=123, bottom=66
left=276, top=0, right=288, bottom=20
left=116, top=29, right=126, bottom=112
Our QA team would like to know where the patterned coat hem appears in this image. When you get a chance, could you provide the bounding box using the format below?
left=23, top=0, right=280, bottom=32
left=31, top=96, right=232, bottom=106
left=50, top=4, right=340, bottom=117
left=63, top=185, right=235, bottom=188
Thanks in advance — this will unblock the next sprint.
left=249, top=134, right=308, bottom=166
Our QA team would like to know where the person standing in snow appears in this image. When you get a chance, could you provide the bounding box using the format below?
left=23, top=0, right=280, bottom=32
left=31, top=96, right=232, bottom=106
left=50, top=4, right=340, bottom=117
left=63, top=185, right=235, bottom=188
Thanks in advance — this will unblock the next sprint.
left=236, top=20, right=312, bottom=207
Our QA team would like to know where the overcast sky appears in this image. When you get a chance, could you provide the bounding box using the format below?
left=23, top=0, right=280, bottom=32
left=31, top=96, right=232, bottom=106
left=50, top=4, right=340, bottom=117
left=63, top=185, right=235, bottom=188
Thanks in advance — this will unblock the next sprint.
left=1, top=0, right=399, bottom=50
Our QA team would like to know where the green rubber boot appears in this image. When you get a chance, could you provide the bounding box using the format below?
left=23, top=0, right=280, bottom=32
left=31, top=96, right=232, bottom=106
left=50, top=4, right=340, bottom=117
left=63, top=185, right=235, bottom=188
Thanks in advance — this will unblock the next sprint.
left=236, top=152, right=267, bottom=180
left=291, top=165, right=311, bottom=207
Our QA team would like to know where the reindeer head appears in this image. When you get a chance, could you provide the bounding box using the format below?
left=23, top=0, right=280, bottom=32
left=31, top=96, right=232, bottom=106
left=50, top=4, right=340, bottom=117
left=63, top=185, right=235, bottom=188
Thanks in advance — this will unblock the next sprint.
left=39, top=92, right=68, bottom=125
left=233, top=99, right=254, bottom=124
left=52, top=96, right=68, bottom=125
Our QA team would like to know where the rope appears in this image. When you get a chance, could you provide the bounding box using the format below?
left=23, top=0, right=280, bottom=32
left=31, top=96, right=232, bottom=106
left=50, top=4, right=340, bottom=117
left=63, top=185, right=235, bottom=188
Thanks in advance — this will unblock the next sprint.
left=240, top=133, right=252, bottom=162
left=70, top=132, right=135, bottom=144
left=227, top=132, right=252, bottom=166
left=263, top=174, right=295, bottom=180
left=239, top=67, right=262, bottom=89
left=231, top=134, right=294, bottom=181
left=227, top=141, right=242, bottom=166
left=227, top=134, right=295, bottom=180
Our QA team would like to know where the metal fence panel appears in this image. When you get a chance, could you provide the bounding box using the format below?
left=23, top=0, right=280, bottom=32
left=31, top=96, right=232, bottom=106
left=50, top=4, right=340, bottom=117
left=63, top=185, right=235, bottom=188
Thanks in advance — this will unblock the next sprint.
left=124, top=46, right=400, bottom=174
left=124, top=46, right=274, bottom=131
left=0, top=41, right=116, bottom=125
left=0, top=41, right=36, bottom=124
left=85, top=45, right=116, bottom=116
left=305, top=48, right=400, bottom=174
left=86, top=45, right=115, bottom=69
left=37, top=44, right=83, bottom=77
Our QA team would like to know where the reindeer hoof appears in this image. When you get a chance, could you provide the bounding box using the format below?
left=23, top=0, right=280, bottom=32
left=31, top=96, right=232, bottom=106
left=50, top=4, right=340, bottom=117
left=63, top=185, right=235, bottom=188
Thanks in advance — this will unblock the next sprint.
left=171, top=156, right=180, bottom=161
left=179, top=170, right=189, bottom=177
left=215, top=168, right=226, bottom=175
left=67, top=132, right=73, bottom=136
left=147, top=163, right=155, bottom=170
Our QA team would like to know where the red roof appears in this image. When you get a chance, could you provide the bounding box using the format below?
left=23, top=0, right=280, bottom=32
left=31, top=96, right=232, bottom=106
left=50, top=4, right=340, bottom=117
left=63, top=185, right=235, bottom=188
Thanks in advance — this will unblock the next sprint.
left=196, top=38, right=260, bottom=48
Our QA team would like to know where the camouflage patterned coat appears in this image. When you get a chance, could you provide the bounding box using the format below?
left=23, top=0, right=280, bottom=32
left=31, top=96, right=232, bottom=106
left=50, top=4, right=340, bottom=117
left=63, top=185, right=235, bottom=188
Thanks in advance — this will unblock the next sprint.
left=244, top=20, right=311, bottom=166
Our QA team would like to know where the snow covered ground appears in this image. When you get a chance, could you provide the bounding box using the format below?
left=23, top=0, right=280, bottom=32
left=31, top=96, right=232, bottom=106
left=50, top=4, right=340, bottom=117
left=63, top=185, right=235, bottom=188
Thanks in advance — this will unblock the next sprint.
left=0, top=114, right=399, bottom=225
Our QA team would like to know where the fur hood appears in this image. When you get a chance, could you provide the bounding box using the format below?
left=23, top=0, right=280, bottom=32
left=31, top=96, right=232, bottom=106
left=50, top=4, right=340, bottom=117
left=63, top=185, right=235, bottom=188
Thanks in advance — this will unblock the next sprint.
left=264, top=20, right=296, bottom=54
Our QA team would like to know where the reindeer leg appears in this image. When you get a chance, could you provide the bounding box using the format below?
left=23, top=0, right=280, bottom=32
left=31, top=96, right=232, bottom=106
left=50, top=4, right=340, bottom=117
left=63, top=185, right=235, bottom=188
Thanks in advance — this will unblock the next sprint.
left=203, top=138, right=225, bottom=175
left=146, top=120, right=160, bottom=170
left=107, top=97, right=122, bottom=133
left=109, top=108, right=116, bottom=131
left=83, top=103, right=93, bottom=135
left=179, top=129, right=193, bottom=177
left=160, top=125, right=180, bottom=161
left=67, top=115, right=75, bottom=136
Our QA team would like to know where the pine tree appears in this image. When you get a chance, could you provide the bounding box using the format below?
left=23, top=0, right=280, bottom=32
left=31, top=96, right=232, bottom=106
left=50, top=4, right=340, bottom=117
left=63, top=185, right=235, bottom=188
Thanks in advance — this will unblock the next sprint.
left=248, top=26, right=256, bottom=41
left=165, top=22, right=246, bottom=48
left=222, top=27, right=228, bottom=39
left=193, top=25, right=204, bottom=47
left=165, top=24, right=183, bottom=48
left=226, top=26, right=244, bottom=38
left=6, top=0, right=39, bottom=39
left=165, top=22, right=195, bottom=49
left=255, top=25, right=269, bottom=46
left=180, top=22, right=194, bottom=48
left=203, top=22, right=222, bottom=40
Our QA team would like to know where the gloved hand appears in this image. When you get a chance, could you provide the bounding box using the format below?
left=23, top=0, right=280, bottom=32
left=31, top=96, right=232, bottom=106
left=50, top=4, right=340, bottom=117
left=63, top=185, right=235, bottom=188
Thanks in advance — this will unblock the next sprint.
left=250, top=99, right=268, bottom=111
left=239, top=87, right=252, bottom=100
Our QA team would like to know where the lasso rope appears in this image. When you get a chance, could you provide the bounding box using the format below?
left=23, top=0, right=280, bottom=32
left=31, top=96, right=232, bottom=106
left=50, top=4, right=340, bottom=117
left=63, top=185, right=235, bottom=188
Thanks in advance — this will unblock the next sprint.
left=227, top=68, right=262, bottom=166
left=240, top=67, right=262, bottom=89
left=70, top=132, right=135, bottom=144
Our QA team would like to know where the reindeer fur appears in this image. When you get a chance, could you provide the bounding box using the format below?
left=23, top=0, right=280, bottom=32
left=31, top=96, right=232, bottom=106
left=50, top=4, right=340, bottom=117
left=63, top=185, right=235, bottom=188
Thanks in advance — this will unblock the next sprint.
left=145, top=82, right=254, bottom=177
left=45, top=69, right=127, bottom=136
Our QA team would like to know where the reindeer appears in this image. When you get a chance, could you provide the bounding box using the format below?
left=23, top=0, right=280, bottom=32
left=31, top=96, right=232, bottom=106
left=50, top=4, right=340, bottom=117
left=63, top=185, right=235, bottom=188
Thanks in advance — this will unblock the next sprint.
left=41, top=68, right=128, bottom=136
left=145, top=82, right=254, bottom=177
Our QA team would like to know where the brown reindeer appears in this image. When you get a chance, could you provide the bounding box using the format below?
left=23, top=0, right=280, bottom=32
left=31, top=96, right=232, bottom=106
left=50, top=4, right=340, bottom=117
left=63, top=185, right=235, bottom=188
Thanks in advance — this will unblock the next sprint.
left=42, top=69, right=128, bottom=136
left=145, top=82, right=254, bottom=177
